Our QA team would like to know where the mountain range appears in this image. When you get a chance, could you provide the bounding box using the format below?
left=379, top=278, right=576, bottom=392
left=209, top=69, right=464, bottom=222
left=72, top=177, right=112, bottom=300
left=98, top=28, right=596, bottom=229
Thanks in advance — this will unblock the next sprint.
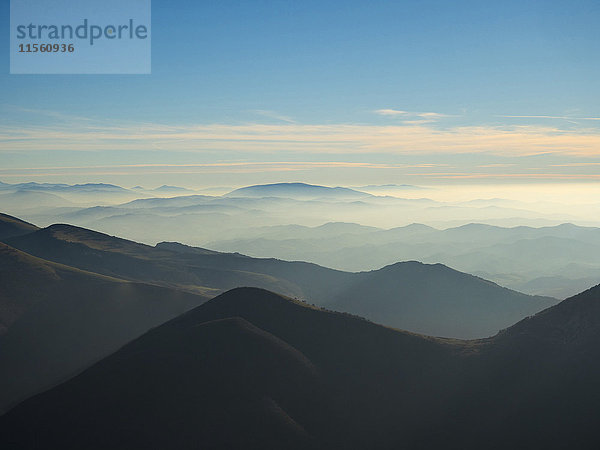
left=208, top=221, right=600, bottom=298
left=1, top=214, right=556, bottom=339
left=0, top=211, right=559, bottom=413
left=2, top=181, right=597, bottom=298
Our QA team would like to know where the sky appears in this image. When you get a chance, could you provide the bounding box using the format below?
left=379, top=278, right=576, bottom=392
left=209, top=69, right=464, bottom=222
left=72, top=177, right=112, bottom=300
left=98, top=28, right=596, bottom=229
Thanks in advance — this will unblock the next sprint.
left=1, top=0, right=599, bottom=189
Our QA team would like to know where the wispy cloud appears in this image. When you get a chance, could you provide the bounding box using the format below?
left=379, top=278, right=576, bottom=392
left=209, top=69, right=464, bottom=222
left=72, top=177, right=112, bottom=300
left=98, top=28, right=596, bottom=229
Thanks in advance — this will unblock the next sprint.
left=0, top=161, right=449, bottom=176
left=410, top=173, right=600, bottom=180
left=374, top=109, right=450, bottom=120
left=550, top=162, right=600, bottom=167
left=2, top=120, right=600, bottom=158
left=374, top=109, right=410, bottom=116
left=500, top=114, right=600, bottom=121
left=249, top=110, right=297, bottom=124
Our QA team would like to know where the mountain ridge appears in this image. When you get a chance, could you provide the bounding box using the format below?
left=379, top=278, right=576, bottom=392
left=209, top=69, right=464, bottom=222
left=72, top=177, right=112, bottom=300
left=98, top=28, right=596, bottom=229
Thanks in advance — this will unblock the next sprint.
left=2, top=216, right=557, bottom=339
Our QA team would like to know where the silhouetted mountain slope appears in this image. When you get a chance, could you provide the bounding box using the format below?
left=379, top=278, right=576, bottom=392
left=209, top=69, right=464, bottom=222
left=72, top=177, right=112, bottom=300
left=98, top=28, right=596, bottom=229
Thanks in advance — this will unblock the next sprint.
left=428, top=283, right=600, bottom=450
left=0, top=243, right=208, bottom=413
left=0, top=213, right=38, bottom=240
left=4, top=221, right=556, bottom=338
left=2, top=285, right=600, bottom=449
left=3, top=315, right=320, bottom=450
left=330, top=261, right=556, bottom=338
left=0, top=288, right=462, bottom=450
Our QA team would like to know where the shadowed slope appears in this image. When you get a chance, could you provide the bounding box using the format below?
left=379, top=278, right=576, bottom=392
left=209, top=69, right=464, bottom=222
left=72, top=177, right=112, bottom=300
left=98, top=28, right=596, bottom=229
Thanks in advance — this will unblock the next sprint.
left=426, top=283, right=600, bottom=450
left=2, top=316, right=321, bottom=450
left=0, top=288, right=463, bottom=450
left=3, top=285, right=600, bottom=449
left=0, top=243, right=209, bottom=413
left=0, top=213, right=38, bottom=240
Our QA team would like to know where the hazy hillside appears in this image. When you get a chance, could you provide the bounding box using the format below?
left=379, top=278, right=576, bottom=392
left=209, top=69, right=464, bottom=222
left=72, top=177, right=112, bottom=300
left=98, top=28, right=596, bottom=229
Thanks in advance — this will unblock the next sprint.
left=226, top=182, right=371, bottom=199
left=208, top=221, right=600, bottom=298
left=2, top=218, right=556, bottom=338
left=3, top=285, right=600, bottom=449
left=0, top=243, right=209, bottom=413
left=329, top=261, right=555, bottom=339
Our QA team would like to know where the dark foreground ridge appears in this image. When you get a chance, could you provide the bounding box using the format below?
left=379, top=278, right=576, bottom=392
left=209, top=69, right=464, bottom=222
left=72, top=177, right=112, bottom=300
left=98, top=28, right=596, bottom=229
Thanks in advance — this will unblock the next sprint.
left=0, top=212, right=39, bottom=240
left=2, top=285, right=600, bottom=450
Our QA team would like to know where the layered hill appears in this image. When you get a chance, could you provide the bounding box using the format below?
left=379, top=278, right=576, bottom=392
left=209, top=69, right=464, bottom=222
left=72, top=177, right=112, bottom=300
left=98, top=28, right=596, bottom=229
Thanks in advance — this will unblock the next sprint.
left=2, top=218, right=556, bottom=338
left=329, top=261, right=555, bottom=338
left=207, top=221, right=600, bottom=298
left=3, top=223, right=352, bottom=300
left=0, top=243, right=208, bottom=413
left=3, top=285, right=600, bottom=449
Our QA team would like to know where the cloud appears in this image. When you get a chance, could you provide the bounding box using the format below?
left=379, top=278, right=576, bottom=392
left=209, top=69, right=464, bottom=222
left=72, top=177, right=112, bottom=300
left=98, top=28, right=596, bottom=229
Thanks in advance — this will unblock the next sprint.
left=2, top=116, right=600, bottom=159
left=0, top=161, right=450, bottom=178
left=408, top=173, right=600, bottom=180
left=500, top=114, right=600, bottom=122
left=374, top=109, right=449, bottom=120
left=374, top=109, right=410, bottom=116
left=249, top=110, right=297, bottom=124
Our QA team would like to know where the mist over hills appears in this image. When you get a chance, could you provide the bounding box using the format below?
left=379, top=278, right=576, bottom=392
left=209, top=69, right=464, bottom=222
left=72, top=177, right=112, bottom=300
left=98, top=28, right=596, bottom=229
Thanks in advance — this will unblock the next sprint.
left=209, top=221, right=600, bottom=298
left=1, top=215, right=556, bottom=339
left=0, top=182, right=130, bottom=193
left=3, top=285, right=600, bottom=449
left=1, top=181, right=597, bottom=298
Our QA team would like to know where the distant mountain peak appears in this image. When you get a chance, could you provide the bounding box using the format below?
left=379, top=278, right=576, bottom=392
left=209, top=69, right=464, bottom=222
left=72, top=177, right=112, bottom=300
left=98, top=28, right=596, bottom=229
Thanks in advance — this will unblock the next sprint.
left=153, top=185, right=193, bottom=192
left=225, top=182, right=371, bottom=199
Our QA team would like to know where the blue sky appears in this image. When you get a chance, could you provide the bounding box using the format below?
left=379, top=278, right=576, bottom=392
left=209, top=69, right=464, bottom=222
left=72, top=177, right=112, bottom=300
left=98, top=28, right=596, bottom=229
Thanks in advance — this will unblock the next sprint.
left=1, top=0, right=599, bottom=188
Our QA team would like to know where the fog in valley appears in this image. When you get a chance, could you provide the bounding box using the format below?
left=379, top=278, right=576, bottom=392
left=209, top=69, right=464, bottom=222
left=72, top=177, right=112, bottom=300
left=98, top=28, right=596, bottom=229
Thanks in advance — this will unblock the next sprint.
left=2, top=180, right=599, bottom=299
